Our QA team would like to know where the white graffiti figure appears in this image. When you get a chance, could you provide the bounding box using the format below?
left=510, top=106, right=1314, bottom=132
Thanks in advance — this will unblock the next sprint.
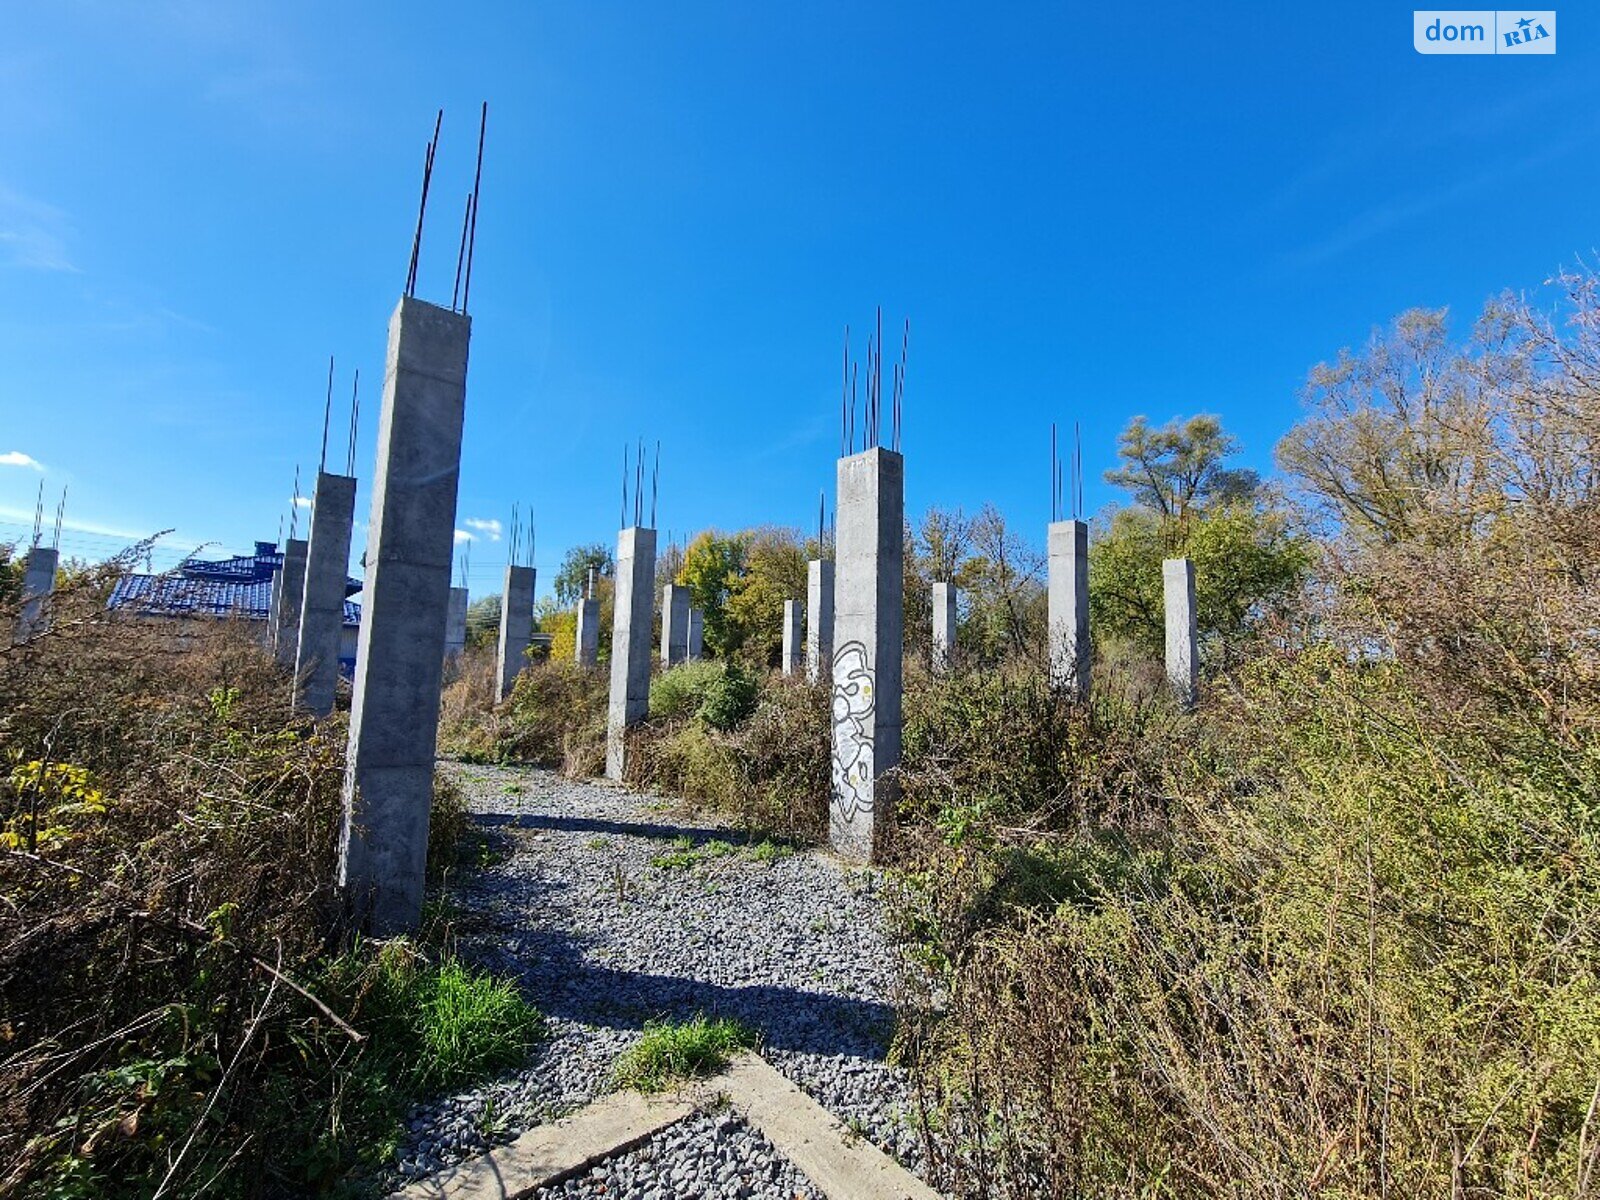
left=831, top=641, right=875, bottom=823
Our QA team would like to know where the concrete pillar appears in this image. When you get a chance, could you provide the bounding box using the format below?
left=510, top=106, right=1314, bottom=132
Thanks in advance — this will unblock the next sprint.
left=661, top=583, right=690, bottom=666
left=1047, top=519, right=1091, bottom=700
left=806, top=559, right=834, bottom=683
left=15, top=546, right=59, bottom=641
left=1163, top=557, right=1198, bottom=710
left=606, top=525, right=656, bottom=780
left=575, top=596, right=600, bottom=668
left=338, top=296, right=469, bottom=935
left=830, top=447, right=903, bottom=863
left=293, top=471, right=357, bottom=716
left=497, top=565, right=535, bottom=701
left=781, top=598, right=804, bottom=675
left=687, top=608, right=704, bottom=660
left=931, top=581, right=958, bottom=674
left=444, top=586, right=468, bottom=663
left=270, top=538, right=308, bottom=667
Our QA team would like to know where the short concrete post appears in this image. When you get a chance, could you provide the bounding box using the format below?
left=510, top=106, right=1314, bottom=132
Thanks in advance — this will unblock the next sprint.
left=338, top=296, right=469, bottom=935
left=830, top=447, right=903, bottom=863
left=1047, top=519, right=1091, bottom=700
left=606, top=526, right=657, bottom=780
left=270, top=538, right=308, bottom=667
left=661, top=583, right=690, bottom=666
left=687, top=608, right=704, bottom=660
left=931, top=581, right=958, bottom=674
left=15, top=546, right=59, bottom=641
left=781, top=599, right=804, bottom=675
left=806, top=559, right=834, bottom=683
left=497, top=565, right=535, bottom=701
left=444, top=587, right=468, bottom=663
left=575, top=597, right=600, bottom=668
left=1163, top=557, right=1198, bottom=710
left=293, top=471, right=357, bottom=716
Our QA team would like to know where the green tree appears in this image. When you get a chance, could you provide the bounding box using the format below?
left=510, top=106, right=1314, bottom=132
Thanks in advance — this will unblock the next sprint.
left=678, top=532, right=747, bottom=657
left=553, top=543, right=614, bottom=606
left=465, top=594, right=500, bottom=650
left=724, top=528, right=807, bottom=666
left=1104, top=414, right=1260, bottom=521
left=1092, top=415, right=1310, bottom=659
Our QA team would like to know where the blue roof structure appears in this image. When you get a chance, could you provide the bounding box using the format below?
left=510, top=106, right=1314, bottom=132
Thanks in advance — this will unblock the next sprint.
left=107, top=541, right=360, bottom=626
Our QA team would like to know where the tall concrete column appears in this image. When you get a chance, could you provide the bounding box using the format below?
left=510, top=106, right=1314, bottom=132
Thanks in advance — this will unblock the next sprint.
left=270, top=539, right=308, bottom=667
left=338, top=296, right=469, bottom=935
left=932, top=581, right=958, bottom=674
left=806, top=559, right=834, bottom=684
left=293, top=471, right=357, bottom=716
left=497, top=565, right=535, bottom=701
left=575, top=596, right=600, bottom=667
left=443, top=587, right=468, bottom=663
left=686, top=608, right=704, bottom=660
left=781, top=599, right=804, bottom=675
left=830, top=447, right=903, bottom=863
left=15, top=546, right=59, bottom=641
left=606, top=525, right=657, bottom=780
left=1163, top=557, right=1198, bottom=710
left=661, top=583, right=690, bottom=666
left=1047, top=519, right=1091, bottom=700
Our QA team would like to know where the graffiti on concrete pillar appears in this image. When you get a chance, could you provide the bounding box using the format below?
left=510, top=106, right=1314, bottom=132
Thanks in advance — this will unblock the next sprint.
left=830, top=640, right=875, bottom=823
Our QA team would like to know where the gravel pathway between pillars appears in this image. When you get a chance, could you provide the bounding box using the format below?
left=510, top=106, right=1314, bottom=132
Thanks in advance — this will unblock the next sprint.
left=389, top=763, right=927, bottom=1198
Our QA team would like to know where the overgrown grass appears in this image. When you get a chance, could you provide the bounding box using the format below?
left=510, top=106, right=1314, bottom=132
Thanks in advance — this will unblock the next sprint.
left=610, top=1015, right=755, bottom=1093
left=0, top=557, right=542, bottom=1198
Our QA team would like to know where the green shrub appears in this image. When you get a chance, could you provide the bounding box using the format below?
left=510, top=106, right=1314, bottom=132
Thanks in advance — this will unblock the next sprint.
left=697, top=662, right=758, bottom=731
left=610, top=1015, right=755, bottom=1092
left=649, top=659, right=725, bottom=719
left=498, top=660, right=609, bottom=769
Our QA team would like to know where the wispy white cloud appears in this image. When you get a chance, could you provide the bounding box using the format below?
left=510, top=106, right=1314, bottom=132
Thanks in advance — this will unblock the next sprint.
left=0, top=185, right=79, bottom=273
left=0, top=451, right=43, bottom=470
left=454, top=529, right=474, bottom=544
left=0, top=506, right=146, bottom=541
left=463, top=517, right=502, bottom=541
left=292, top=495, right=313, bottom=508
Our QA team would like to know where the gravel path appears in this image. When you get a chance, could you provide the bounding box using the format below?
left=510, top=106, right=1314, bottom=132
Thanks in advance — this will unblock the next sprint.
left=390, top=762, right=925, bottom=1196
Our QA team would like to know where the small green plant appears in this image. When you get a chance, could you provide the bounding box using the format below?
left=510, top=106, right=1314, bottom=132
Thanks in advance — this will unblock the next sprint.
left=502, top=782, right=524, bottom=795
left=746, top=838, right=790, bottom=864
left=610, top=1015, right=755, bottom=1092
left=584, top=835, right=610, bottom=850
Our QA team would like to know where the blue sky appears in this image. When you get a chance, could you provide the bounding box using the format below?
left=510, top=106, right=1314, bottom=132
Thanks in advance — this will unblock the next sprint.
left=1, top=2, right=1595, bottom=599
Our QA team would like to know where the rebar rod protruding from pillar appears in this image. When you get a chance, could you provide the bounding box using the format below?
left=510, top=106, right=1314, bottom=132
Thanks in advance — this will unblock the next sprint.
left=405, top=109, right=443, bottom=297
left=460, top=102, right=487, bottom=315
left=320, top=355, right=335, bottom=473
left=347, top=370, right=361, bottom=477
left=51, top=486, right=66, bottom=551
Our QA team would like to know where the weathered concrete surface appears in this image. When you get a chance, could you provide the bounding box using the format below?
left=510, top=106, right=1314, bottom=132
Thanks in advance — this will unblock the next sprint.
left=294, top=471, right=357, bottom=716
left=390, top=1053, right=937, bottom=1200
left=931, top=581, right=957, bottom=674
left=686, top=607, right=704, bottom=660
left=806, top=558, right=834, bottom=683
left=606, top=526, right=656, bottom=780
left=660, top=582, right=690, bottom=665
left=720, top=1053, right=942, bottom=1200
left=1163, top=557, right=1198, bottom=710
left=444, top=586, right=468, bottom=663
left=830, top=447, right=903, bottom=863
left=497, top=565, right=536, bottom=701
left=390, top=1089, right=698, bottom=1200
left=270, top=538, right=308, bottom=667
left=782, top=597, right=804, bottom=675
left=1047, top=519, right=1091, bottom=700
left=15, top=546, right=58, bottom=641
left=575, top=596, right=600, bottom=667
left=338, top=296, right=469, bottom=935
